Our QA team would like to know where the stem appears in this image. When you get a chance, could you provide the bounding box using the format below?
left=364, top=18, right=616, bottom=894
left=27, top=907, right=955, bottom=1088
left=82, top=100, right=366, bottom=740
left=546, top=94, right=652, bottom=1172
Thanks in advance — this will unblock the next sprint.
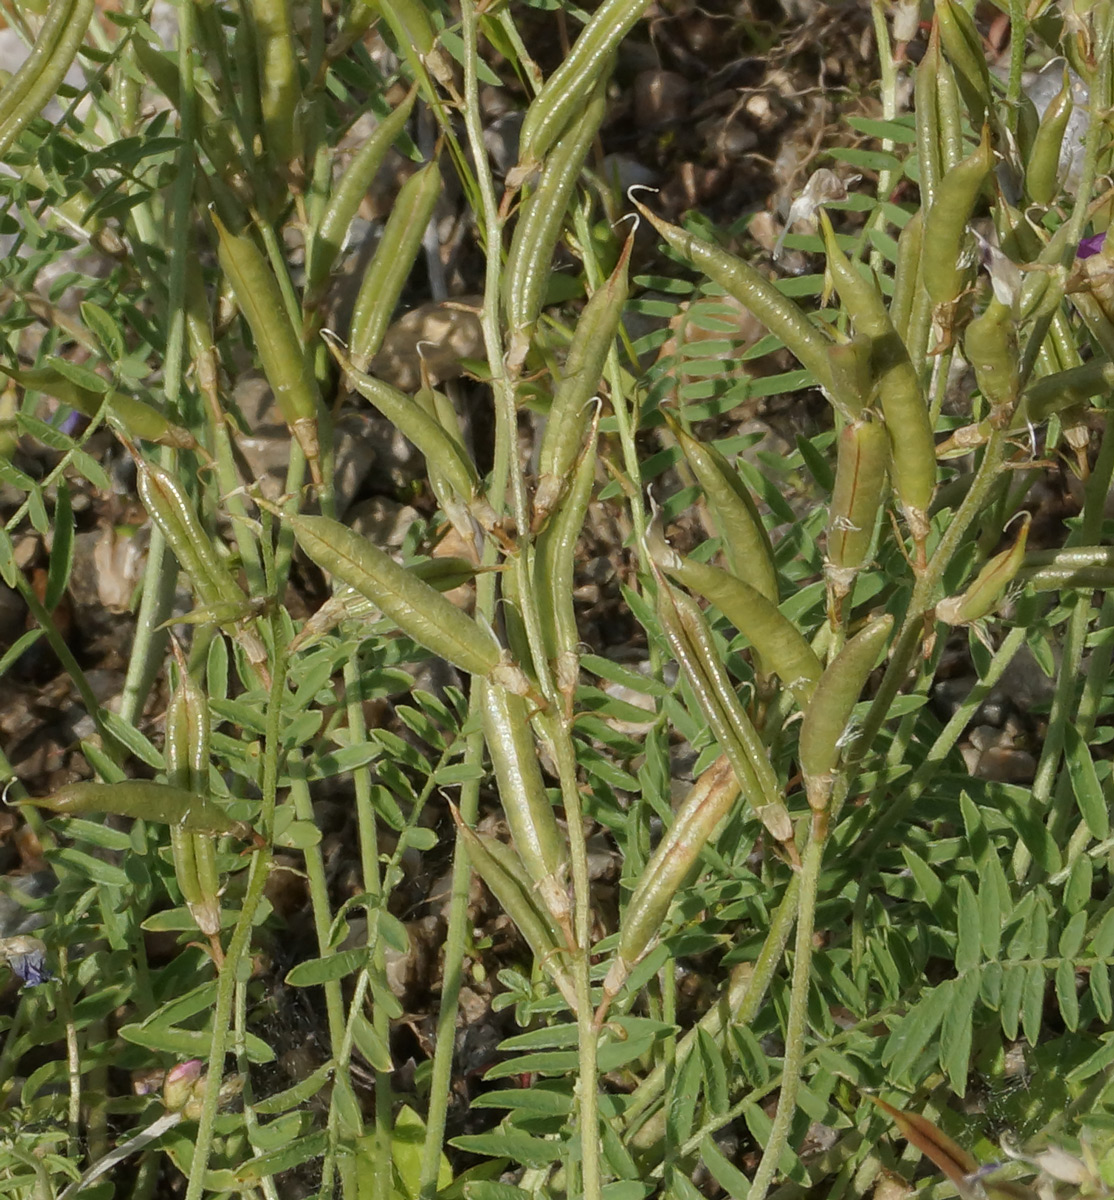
left=746, top=828, right=826, bottom=1200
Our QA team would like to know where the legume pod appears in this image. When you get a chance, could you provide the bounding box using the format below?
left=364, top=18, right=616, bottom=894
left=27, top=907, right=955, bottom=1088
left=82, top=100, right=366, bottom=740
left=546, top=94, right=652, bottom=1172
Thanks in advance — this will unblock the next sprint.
left=937, top=514, right=1030, bottom=626
left=825, top=417, right=890, bottom=602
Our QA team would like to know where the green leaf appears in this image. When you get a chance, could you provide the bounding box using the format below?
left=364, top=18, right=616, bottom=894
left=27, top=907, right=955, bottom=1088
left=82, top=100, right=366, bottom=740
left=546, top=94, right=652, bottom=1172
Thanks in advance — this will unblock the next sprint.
left=729, top=1022, right=770, bottom=1087
left=1059, top=910, right=1087, bottom=959
left=697, top=1028, right=729, bottom=1115
left=900, top=847, right=944, bottom=912
left=940, top=970, right=979, bottom=1095
left=234, top=1132, right=328, bottom=1184
left=351, top=1011, right=392, bottom=1072
left=1091, top=907, right=1114, bottom=958
left=1022, top=964, right=1045, bottom=1046
left=470, top=1087, right=573, bottom=1116
left=1000, top=964, right=1024, bottom=1041
left=1063, top=724, right=1110, bottom=839
left=253, top=1060, right=336, bottom=1115
left=955, top=878, right=981, bottom=974
left=666, top=1041, right=703, bottom=1149
left=701, top=1134, right=751, bottom=1199
left=1055, top=959, right=1080, bottom=1031
left=884, top=981, right=952, bottom=1082
left=50, top=846, right=129, bottom=887
left=80, top=300, right=125, bottom=360
left=1064, top=853, right=1093, bottom=915
left=450, top=1130, right=563, bottom=1168
left=1091, top=961, right=1112, bottom=1023
left=285, top=946, right=367, bottom=987
left=1066, top=1033, right=1114, bottom=1083
left=44, top=480, right=74, bottom=613
left=120, top=1021, right=273, bottom=1063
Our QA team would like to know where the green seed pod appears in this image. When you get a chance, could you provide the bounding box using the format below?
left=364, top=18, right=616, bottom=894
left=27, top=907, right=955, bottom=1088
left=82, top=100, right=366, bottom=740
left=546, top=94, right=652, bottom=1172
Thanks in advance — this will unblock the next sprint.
left=631, top=198, right=835, bottom=396
left=825, top=333, right=875, bottom=419
left=604, top=756, right=739, bottom=999
left=349, top=159, right=442, bottom=371
left=914, top=24, right=944, bottom=209
left=281, top=509, right=503, bottom=677
left=649, top=533, right=821, bottom=707
left=0, top=365, right=201, bottom=453
left=451, top=810, right=576, bottom=1007
left=249, top=0, right=302, bottom=166
left=23, top=780, right=258, bottom=842
left=308, top=87, right=417, bottom=295
left=937, top=514, right=1030, bottom=626
left=935, top=0, right=992, bottom=130
left=818, top=213, right=936, bottom=538
left=515, top=0, right=643, bottom=168
left=326, top=335, right=479, bottom=504
left=211, top=210, right=322, bottom=479
left=798, top=612, right=893, bottom=812
left=534, top=233, right=631, bottom=526
left=964, top=297, right=1020, bottom=411
left=665, top=413, right=777, bottom=605
left=1019, top=360, right=1114, bottom=425
left=654, top=572, right=791, bottom=848
left=825, top=417, right=890, bottom=598
left=480, top=682, right=569, bottom=929
left=1025, top=68, right=1072, bottom=206
left=922, top=124, right=994, bottom=309
left=505, top=72, right=610, bottom=369
left=890, top=210, right=924, bottom=347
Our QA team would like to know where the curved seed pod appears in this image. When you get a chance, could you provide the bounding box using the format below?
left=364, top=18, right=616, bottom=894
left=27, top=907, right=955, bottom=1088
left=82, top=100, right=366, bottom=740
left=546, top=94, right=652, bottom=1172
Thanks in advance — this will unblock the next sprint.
left=534, top=233, right=631, bottom=526
left=914, top=24, right=943, bottom=209
left=23, top=780, right=256, bottom=840
left=412, top=383, right=477, bottom=548
left=654, top=571, right=790, bottom=848
left=210, top=210, right=321, bottom=480
left=451, top=810, right=577, bottom=1007
left=935, top=50, right=963, bottom=172
left=166, top=661, right=222, bottom=937
left=922, top=124, right=994, bottom=309
left=0, top=365, right=201, bottom=453
left=349, top=159, right=442, bottom=371
left=505, top=72, right=610, bottom=369
left=281, top=509, right=502, bottom=676
left=825, top=417, right=890, bottom=599
left=938, top=514, right=1030, bottom=626
left=325, top=335, right=479, bottom=503
left=515, top=0, right=645, bottom=169
left=649, top=536, right=821, bottom=707
left=964, top=297, right=1020, bottom=411
left=818, top=213, right=935, bottom=538
left=604, top=756, right=739, bottom=1000
left=1018, top=360, right=1114, bottom=425
left=0, top=0, right=95, bottom=158
left=935, top=0, right=992, bottom=129
left=631, top=198, right=835, bottom=396
left=1025, top=68, right=1072, bottom=206
left=534, top=410, right=599, bottom=704
left=664, top=413, right=777, bottom=605
left=890, top=210, right=923, bottom=346
left=480, top=682, right=570, bottom=929
left=825, top=333, right=874, bottom=419
left=798, top=612, right=893, bottom=812
left=308, top=87, right=417, bottom=294
left=249, top=0, right=302, bottom=165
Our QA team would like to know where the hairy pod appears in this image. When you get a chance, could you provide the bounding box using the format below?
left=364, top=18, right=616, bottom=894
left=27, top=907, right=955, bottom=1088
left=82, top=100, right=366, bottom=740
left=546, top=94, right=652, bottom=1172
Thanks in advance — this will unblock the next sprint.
left=798, top=612, right=893, bottom=812
left=480, top=682, right=570, bottom=929
left=889, top=210, right=923, bottom=347
left=825, top=417, right=890, bottom=598
left=309, top=88, right=417, bottom=294
left=1019, top=360, right=1114, bottom=425
left=935, top=0, right=992, bottom=130
left=825, top=334, right=874, bottom=419
left=534, top=234, right=631, bottom=527
left=914, top=24, right=943, bottom=208
left=1025, top=68, right=1072, bottom=206
left=937, top=514, right=1030, bottom=626
left=665, top=413, right=777, bottom=604
left=604, top=756, right=739, bottom=999
left=505, top=73, right=610, bottom=369
left=349, top=159, right=442, bottom=370
left=964, top=297, right=1020, bottom=411
left=632, top=199, right=835, bottom=396
left=249, top=0, right=302, bottom=165
left=24, top=781, right=257, bottom=842
left=281, top=509, right=504, bottom=679
left=819, top=213, right=935, bottom=537
left=211, top=210, right=321, bottom=478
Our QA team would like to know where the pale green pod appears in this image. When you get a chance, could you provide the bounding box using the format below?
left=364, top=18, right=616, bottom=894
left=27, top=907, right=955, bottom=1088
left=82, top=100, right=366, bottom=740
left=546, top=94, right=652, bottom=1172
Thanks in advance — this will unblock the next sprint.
left=819, top=212, right=935, bottom=538
left=964, top=297, right=1020, bottom=410
left=666, top=414, right=777, bottom=605
left=505, top=72, right=610, bottom=368
left=604, top=756, right=739, bottom=999
left=655, top=572, right=790, bottom=846
left=534, top=234, right=631, bottom=525
left=480, top=682, right=570, bottom=929
left=889, top=210, right=923, bottom=347
left=452, top=812, right=577, bottom=1007
left=825, top=417, right=890, bottom=597
left=1019, top=360, right=1114, bottom=425
left=937, top=514, right=1030, bottom=626
left=24, top=781, right=257, bottom=841
left=516, top=0, right=646, bottom=167
left=308, top=87, right=417, bottom=294
left=825, top=334, right=874, bottom=419
left=249, top=0, right=302, bottom=165
left=655, top=548, right=821, bottom=708
left=349, top=159, right=442, bottom=370
left=914, top=24, right=943, bottom=208
left=211, top=210, right=322, bottom=478
left=798, top=612, right=893, bottom=812
left=282, top=510, right=502, bottom=678
left=935, top=0, right=992, bottom=129
left=1025, top=67, right=1072, bottom=206
left=326, top=335, right=479, bottom=502
left=631, top=198, right=835, bottom=396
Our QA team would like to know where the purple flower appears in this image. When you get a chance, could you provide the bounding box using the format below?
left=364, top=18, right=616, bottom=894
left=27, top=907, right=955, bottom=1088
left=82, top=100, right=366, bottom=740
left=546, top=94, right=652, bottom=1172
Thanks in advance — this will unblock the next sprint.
left=0, top=936, right=51, bottom=986
left=1078, top=233, right=1106, bottom=259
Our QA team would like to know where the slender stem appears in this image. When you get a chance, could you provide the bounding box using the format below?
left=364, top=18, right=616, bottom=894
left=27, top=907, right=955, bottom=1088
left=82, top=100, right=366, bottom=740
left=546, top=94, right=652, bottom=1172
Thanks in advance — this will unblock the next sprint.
left=746, top=828, right=826, bottom=1200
